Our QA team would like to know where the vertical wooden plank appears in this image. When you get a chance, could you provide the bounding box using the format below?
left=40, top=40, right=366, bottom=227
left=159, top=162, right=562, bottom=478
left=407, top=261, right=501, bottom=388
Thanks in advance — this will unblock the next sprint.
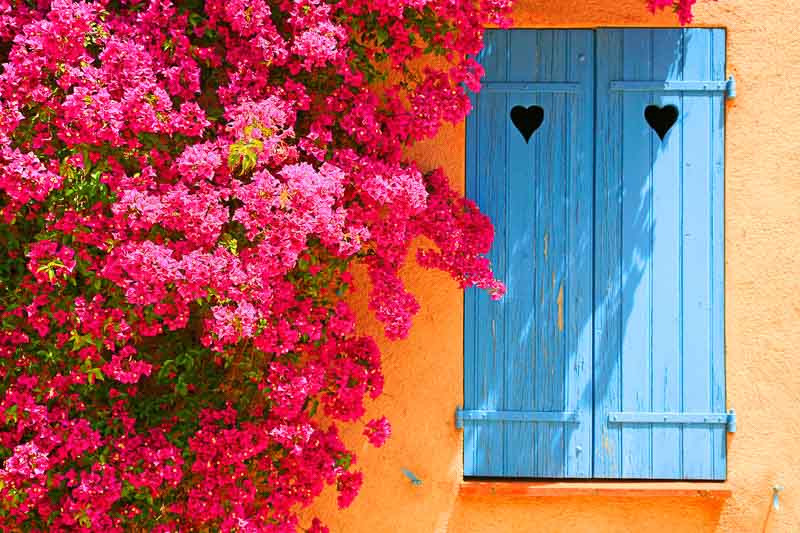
left=544, top=29, right=568, bottom=477
left=681, top=28, right=714, bottom=480
left=532, top=29, right=554, bottom=477
left=464, top=30, right=508, bottom=476
left=464, top=64, right=479, bottom=478
left=709, top=28, right=727, bottom=481
left=681, top=29, right=712, bottom=479
left=565, top=30, right=594, bottom=478
left=594, top=28, right=624, bottom=479
left=530, top=30, right=566, bottom=477
left=619, top=28, right=653, bottom=478
left=650, top=28, right=684, bottom=479
left=503, top=29, right=538, bottom=477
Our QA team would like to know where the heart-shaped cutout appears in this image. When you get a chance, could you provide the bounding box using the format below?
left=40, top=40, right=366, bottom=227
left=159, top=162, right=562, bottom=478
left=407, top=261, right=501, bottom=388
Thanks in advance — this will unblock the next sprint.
left=644, top=104, right=679, bottom=141
left=510, top=105, right=544, bottom=143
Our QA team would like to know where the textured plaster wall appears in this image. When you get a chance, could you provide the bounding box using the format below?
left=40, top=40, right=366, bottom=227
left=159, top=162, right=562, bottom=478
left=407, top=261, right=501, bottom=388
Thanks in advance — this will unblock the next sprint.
left=307, top=0, right=800, bottom=531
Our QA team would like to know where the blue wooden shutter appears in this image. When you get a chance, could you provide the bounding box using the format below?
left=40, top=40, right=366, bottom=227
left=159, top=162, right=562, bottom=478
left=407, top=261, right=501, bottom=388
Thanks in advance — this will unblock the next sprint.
left=594, top=29, right=728, bottom=479
left=463, top=30, right=594, bottom=478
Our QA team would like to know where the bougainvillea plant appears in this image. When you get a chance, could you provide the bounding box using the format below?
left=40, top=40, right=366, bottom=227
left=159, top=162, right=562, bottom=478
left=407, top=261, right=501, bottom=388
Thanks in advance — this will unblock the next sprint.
left=0, top=0, right=508, bottom=530
left=0, top=0, right=702, bottom=531
left=648, top=0, right=704, bottom=23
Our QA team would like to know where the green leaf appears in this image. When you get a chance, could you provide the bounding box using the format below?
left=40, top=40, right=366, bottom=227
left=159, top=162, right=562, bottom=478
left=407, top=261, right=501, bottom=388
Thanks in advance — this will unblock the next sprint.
left=307, top=397, right=319, bottom=417
left=87, top=367, right=104, bottom=385
left=376, top=27, right=389, bottom=45
left=335, top=453, right=352, bottom=470
left=4, top=405, right=18, bottom=424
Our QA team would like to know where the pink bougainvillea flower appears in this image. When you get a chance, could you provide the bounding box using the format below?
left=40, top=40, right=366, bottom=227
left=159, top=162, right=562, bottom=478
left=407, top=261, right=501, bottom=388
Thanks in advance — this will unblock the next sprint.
left=363, top=416, right=391, bottom=448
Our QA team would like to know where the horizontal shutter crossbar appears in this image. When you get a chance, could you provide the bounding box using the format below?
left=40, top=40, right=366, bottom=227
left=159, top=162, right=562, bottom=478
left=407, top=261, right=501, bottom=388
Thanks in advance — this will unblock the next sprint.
left=455, top=407, right=580, bottom=429
left=610, top=76, right=736, bottom=98
left=481, top=81, right=582, bottom=93
left=608, top=410, right=736, bottom=432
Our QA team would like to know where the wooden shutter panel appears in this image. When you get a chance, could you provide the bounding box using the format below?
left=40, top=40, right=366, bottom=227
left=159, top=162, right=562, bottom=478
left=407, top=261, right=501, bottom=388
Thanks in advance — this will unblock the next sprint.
left=463, top=30, right=594, bottom=478
left=593, top=29, right=728, bottom=480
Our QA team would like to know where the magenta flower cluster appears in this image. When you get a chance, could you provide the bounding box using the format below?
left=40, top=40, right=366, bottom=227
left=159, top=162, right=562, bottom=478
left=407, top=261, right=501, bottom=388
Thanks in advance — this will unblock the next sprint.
left=647, top=0, right=704, bottom=24
left=0, top=0, right=510, bottom=530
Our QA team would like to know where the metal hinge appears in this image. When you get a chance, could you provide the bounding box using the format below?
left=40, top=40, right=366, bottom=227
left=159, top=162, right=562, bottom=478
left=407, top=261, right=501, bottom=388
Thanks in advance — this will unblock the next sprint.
left=726, top=75, right=736, bottom=99
left=608, top=409, right=736, bottom=433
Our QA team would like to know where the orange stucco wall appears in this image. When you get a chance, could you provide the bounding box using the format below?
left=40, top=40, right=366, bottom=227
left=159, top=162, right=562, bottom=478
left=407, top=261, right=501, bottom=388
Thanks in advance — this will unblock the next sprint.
left=307, top=0, right=800, bottom=531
